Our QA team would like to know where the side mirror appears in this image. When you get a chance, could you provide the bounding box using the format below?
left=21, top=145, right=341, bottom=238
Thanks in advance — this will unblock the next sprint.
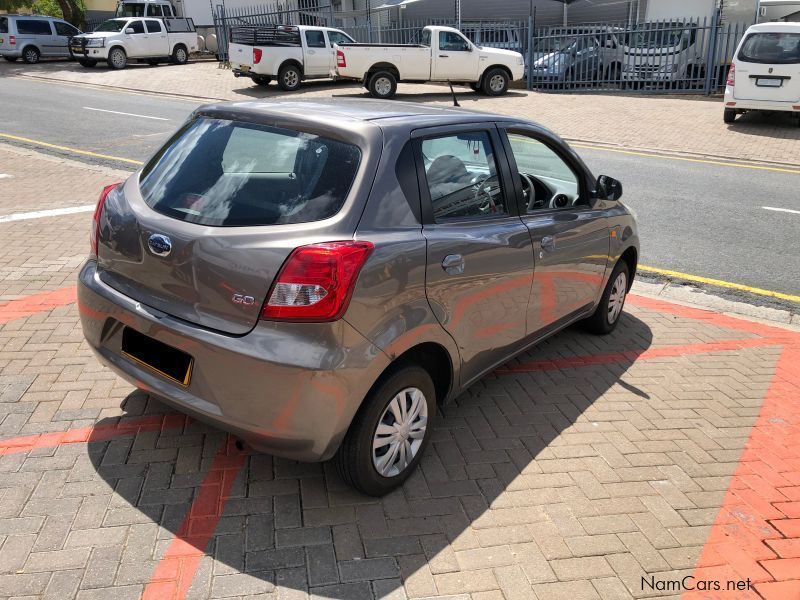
left=596, top=175, right=623, bottom=201
left=125, top=27, right=135, bottom=34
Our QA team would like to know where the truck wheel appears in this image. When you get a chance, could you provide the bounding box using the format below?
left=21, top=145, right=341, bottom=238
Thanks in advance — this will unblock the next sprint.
left=22, top=46, right=40, bottom=64
left=723, top=108, right=737, bottom=124
left=107, top=47, right=127, bottom=70
left=482, top=68, right=508, bottom=96
left=171, top=44, right=188, bottom=65
left=78, top=58, right=97, bottom=68
left=336, top=365, right=435, bottom=496
left=368, top=70, right=397, bottom=99
left=252, top=75, right=272, bottom=87
left=278, top=64, right=302, bottom=91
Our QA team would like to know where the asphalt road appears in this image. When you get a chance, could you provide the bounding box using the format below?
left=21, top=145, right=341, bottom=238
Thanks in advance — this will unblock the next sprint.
left=1, top=76, right=798, bottom=297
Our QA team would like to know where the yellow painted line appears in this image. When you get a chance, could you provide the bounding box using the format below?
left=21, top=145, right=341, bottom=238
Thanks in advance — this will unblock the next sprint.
left=0, top=133, right=143, bottom=166
left=572, top=143, right=800, bottom=175
left=638, top=264, right=800, bottom=304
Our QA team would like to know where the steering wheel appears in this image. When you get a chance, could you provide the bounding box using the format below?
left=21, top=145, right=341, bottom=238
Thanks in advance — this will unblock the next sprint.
left=519, top=173, right=537, bottom=211
left=471, top=174, right=498, bottom=214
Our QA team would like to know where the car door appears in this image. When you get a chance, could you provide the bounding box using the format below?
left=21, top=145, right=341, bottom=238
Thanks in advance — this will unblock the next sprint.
left=124, top=20, right=148, bottom=55
left=53, top=21, right=79, bottom=56
left=144, top=19, right=168, bottom=56
left=326, top=30, right=354, bottom=72
left=303, top=29, right=329, bottom=76
left=433, top=30, right=478, bottom=81
left=416, top=125, right=535, bottom=387
left=498, top=124, right=610, bottom=336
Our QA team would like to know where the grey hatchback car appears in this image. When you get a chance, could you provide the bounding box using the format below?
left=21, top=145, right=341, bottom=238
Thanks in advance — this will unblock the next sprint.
left=78, top=100, right=639, bottom=495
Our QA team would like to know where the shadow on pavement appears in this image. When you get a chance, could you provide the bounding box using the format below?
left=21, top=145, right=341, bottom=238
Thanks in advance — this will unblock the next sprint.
left=87, top=312, right=653, bottom=598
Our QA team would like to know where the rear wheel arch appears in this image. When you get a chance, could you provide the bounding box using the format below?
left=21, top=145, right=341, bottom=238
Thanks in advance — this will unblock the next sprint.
left=389, top=342, right=454, bottom=406
left=279, top=58, right=303, bottom=76
left=366, top=62, right=400, bottom=81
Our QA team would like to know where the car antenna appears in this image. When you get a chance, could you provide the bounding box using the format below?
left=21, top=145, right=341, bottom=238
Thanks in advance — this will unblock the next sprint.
left=448, top=81, right=461, bottom=107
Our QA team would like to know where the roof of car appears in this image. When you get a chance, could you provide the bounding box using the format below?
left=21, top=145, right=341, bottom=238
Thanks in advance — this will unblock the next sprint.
left=746, top=22, right=800, bottom=33
left=196, top=99, right=515, bottom=129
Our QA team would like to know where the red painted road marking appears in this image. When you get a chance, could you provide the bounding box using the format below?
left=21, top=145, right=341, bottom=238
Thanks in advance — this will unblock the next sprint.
left=0, top=414, right=188, bottom=456
left=141, top=437, right=247, bottom=600
left=0, top=286, right=77, bottom=325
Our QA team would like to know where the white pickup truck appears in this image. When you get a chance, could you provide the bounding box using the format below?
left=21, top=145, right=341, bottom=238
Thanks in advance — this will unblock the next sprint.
left=334, top=25, right=525, bottom=99
left=228, top=25, right=356, bottom=91
left=70, top=16, right=197, bottom=69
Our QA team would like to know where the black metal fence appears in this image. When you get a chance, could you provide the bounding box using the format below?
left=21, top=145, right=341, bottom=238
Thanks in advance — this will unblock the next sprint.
left=212, top=2, right=749, bottom=95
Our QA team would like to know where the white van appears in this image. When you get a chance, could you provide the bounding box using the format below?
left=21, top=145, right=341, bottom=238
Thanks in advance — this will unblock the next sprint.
left=724, top=22, right=800, bottom=123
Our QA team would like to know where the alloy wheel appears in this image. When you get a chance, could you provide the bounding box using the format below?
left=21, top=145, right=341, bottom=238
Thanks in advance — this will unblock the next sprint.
left=284, top=70, right=299, bottom=88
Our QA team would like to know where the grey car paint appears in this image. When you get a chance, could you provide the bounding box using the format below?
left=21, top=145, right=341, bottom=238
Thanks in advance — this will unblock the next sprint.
left=0, top=16, right=80, bottom=59
left=78, top=100, right=638, bottom=465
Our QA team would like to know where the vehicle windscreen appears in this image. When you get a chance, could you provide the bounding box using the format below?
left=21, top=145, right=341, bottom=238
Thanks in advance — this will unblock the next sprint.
left=534, top=37, right=578, bottom=53
left=116, top=3, right=145, bottom=17
left=738, top=32, right=800, bottom=64
left=0, top=17, right=8, bottom=34
left=95, top=19, right=129, bottom=32
left=139, top=118, right=362, bottom=227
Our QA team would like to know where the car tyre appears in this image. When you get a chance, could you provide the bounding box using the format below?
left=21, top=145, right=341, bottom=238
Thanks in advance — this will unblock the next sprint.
left=252, top=75, right=272, bottom=86
left=583, top=260, right=630, bottom=335
left=78, top=58, right=97, bottom=67
left=336, top=365, right=435, bottom=496
left=278, top=64, right=302, bottom=91
left=107, top=47, right=127, bottom=69
left=22, top=46, right=40, bottom=64
left=171, top=44, right=188, bottom=65
left=723, top=108, right=737, bottom=124
left=368, top=70, right=397, bottom=99
left=482, top=67, right=508, bottom=96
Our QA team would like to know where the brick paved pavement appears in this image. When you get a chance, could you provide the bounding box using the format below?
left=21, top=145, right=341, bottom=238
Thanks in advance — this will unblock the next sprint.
left=1, top=145, right=800, bottom=600
left=2, top=61, right=799, bottom=168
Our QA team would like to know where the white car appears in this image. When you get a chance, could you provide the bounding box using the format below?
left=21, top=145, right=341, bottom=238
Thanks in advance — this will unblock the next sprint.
left=334, top=25, right=525, bottom=99
left=724, top=22, right=800, bottom=124
left=229, top=25, right=355, bottom=91
left=70, top=17, right=197, bottom=69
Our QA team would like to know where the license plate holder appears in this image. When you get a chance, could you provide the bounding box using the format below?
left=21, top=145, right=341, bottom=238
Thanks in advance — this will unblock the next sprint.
left=756, top=77, right=783, bottom=88
left=121, top=327, right=193, bottom=386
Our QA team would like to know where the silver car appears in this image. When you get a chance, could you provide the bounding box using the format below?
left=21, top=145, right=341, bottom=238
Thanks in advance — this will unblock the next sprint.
left=78, top=100, right=639, bottom=495
left=0, top=15, right=82, bottom=63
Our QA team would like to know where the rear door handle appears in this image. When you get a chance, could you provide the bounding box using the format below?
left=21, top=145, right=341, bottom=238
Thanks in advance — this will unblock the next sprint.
left=541, top=236, right=556, bottom=252
left=442, top=254, right=465, bottom=275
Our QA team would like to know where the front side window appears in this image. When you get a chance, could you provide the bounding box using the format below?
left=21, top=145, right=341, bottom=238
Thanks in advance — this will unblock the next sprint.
left=439, top=31, right=470, bottom=52
left=506, top=133, right=582, bottom=212
left=421, top=131, right=508, bottom=221
left=139, top=118, right=362, bottom=227
left=145, top=20, right=162, bottom=33
left=739, top=32, right=800, bottom=64
left=128, top=20, right=145, bottom=34
left=16, top=20, right=52, bottom=35
left=54, top=21, right=79, bottom=36
left=305, top=30, right=326, bottom=48
left=95, top=19, right=128, bottom=33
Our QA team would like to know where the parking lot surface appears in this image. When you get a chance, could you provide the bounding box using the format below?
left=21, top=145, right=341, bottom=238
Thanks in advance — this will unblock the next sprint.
left=3, top=60, right=800, bottom=168
left=1, top=144, right=799, bottom=599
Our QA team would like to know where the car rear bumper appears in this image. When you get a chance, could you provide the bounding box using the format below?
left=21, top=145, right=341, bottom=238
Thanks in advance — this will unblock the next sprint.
left=78, top=259, right=390, bottom=462
left=724, top=87, right=800, bottom=113
left=1, top=50, right=22, bottom=58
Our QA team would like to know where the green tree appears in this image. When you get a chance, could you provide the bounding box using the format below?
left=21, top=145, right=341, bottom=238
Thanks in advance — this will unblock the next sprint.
left=0, top=0, right=86, bottom=26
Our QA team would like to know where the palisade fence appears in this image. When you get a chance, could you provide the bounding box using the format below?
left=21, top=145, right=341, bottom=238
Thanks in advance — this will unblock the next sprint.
left=211, top=2, right=749, bottom=95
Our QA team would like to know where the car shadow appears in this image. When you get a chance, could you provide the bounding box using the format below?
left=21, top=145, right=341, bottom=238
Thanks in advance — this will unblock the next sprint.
left=726, top=110, right=800, bottom=137
left=87, top=312, right=653, bottom=597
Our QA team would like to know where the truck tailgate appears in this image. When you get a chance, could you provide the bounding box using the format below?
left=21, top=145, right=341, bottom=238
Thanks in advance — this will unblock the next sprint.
left=229, top=43, right=254, bottom=70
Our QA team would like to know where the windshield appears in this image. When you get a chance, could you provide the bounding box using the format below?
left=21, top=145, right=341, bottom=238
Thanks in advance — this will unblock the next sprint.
left=140, top=118, right=362, bottom=227
left=625, top=23, right=693, bottom=49
left=116, top=3, right=145, bottom=17
left=534, top=37, right=578, bottom=53
left=95, top=19, right=129, bottom=32
left=739, top=32, right=800, bottom=64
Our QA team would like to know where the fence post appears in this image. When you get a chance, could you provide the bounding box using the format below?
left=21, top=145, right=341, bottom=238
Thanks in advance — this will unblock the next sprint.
left=527, top=15, right=534, bottom=91
left=704, top=9, right=721, bottom=95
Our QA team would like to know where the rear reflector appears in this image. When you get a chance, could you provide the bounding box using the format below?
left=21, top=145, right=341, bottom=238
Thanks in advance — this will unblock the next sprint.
left=336, top=49, right=346, bottom=68
left=261, top=241, right=373, bottom=322
left=9, top=35, right=15, bottom=45
left=726, top=102, right=736, bottom=107
left=91, top=183, right=122, bottom=257
left=253, top=48, right=262, bottom=64
left=794, top=106, right=800, bottom=111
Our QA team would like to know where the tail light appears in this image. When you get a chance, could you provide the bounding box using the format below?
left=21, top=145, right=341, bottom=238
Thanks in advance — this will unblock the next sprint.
left=261, top=241, right=373, bottom=322
left=9, top=35, right=16, bottom=46
left=336, top=50, right=346, bottom=68
left=90, top=183, right=121, bottom=257
left=726, top=63, right=735, bottom=86
left=253, top=48, right=262, bottom=64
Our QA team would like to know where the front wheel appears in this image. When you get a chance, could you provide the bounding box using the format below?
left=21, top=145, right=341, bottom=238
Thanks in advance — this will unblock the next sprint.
left=107, top=47, right=127, bottom=70
left=171, top=44, right=188, bottom=65
left=336, top=365, right=435, bottom=496
left=278, top=64, right=302, bottom=91
left=723, top=108, right=737, bottom=124
left=482, top=68, right=509, bottom=96
left=368, top=70, right=397, bottom=99
left=583, top=260, right=630, bottom=335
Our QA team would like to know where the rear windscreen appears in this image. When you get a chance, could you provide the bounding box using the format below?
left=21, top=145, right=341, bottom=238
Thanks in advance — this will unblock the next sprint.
left=139, top=118, right=362, bottom=227
left=0, top=18, right=8, bottom=34
left=738, top=32, right=800, bottom=64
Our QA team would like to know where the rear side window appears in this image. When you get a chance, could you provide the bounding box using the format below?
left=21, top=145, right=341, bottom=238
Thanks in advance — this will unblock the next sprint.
left=139, top=118, right=362, bottom=227
left=739, top=32, right=800, bottom=64
left=16, top=20, right=53, bottom=35
left=148, top=4, right=163, bottom=16
left=54, top=22, right=79, bottom=36
left=305, top=30, right=326, bottom=48
left=145, top=20, right=161, bottom=33
left=0, top=18, right=8, bottom=34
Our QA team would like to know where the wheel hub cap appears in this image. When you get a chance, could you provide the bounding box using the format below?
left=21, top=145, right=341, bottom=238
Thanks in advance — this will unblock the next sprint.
left=607, top=271, right=627, bottom=324
left=490, top=75, right=504, bottom=91
left=372, top=387, right=428, bottom=478
left=376, top=77, right=391, bottom=95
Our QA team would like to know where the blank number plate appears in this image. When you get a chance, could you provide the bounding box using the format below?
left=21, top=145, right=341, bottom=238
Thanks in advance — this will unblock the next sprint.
left=756, top=78, right=783, bottom=87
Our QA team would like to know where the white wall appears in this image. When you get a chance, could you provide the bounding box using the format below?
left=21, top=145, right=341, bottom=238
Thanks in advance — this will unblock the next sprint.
left=645, top=0, right=716, bottom=21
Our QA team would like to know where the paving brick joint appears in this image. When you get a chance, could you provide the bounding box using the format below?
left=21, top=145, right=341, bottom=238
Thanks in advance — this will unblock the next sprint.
left=1, top=120, right=799, bottom=600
